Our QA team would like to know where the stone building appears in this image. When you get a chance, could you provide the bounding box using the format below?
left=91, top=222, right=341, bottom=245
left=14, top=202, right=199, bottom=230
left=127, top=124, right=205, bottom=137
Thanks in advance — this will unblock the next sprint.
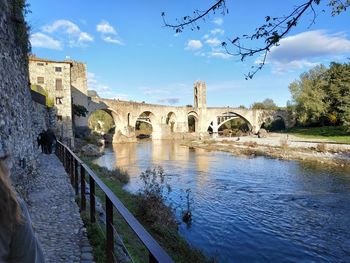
left=28, top=56, right=89, bottom=146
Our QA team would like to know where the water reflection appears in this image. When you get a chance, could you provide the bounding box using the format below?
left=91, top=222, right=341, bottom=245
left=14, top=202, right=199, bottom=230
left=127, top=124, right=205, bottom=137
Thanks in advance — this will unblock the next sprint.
left=93, top=140, right=350, bottom=263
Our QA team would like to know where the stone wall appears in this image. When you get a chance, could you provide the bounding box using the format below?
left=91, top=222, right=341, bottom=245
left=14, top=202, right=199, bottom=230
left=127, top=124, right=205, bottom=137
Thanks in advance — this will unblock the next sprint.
left=70, top=61, right=88, bottom=128
left=0, top=0, right=36, bottom=177
left=31, top=102, right=56, bottom=139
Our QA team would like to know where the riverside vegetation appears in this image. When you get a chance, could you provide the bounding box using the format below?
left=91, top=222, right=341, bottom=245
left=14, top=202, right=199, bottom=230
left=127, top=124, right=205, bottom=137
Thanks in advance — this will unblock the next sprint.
left=79, top=156, right=213, bottom=263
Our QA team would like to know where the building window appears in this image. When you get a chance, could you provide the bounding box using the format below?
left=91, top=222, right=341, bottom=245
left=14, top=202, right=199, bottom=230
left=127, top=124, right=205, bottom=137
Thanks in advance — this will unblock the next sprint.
left=56, top=79, right=62, bottom=90
left=57, top=115, right=63, bottom=121
left=37, top=77, right=44, bottom=84
left=55, top=67, right=62, bottom=72
left=55, top=97, right=63, bottom=104
left=37, top=63, right=44, bottom=66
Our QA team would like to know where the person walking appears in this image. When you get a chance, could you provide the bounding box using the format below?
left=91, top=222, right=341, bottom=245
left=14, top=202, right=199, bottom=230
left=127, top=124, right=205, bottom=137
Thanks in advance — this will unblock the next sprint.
left=0, top=155, right=45, bottom=263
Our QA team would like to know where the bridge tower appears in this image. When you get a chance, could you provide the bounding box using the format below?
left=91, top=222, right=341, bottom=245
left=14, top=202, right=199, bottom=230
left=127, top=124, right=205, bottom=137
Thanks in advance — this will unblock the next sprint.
left=194, top=81, right=207, bottom=109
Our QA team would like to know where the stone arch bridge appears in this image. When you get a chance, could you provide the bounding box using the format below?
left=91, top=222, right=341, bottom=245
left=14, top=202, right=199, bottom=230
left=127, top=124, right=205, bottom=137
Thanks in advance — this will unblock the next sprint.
left=86, top=95, right=294, bottom=143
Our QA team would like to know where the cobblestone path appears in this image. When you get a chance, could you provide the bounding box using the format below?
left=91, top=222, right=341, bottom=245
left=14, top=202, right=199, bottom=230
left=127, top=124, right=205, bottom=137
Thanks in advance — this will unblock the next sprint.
left=27, top=154, right=95, bottom=263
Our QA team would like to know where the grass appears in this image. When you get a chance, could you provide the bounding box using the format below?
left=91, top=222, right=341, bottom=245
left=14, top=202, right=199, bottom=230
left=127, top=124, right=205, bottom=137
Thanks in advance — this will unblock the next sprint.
left=285, top=126, right=350, bottom=144
left=80, top=157, right=213, bottom=263
left=82, top=213, right=106, bottom=263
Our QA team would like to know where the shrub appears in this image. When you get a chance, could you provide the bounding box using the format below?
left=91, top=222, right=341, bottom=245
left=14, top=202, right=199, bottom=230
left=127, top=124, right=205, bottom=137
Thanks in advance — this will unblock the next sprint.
left=85, top=133, right=103, bottom=146
left=203, top=139, right=215, bottom=145
left=231, top=129, right=243, bottom=137
left=316, top=142, right=327, bottom=153
left=137, top=167, right=178, bottom=230
left=222, top=129, right=231, bottom=137
left=280, top=138, right=289, bottom=151
left=243, top=141, right=258, bottom=147
left=88, top=162, right=129, bottom=184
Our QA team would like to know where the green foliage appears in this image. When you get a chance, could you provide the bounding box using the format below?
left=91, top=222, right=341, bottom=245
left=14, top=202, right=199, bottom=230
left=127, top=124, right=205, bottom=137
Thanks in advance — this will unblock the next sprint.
left=137, top=167, right=178, bottom=230
left=87, top=162, right=130, bottom=184
left=30, top=85, right=54, bottom=107
left=88, top=110, right=115, bottom=133
left=135, top=121, right=152, bottom=133
left=262, top=118, right=286, bottom=131
left=11, top=0, right=31, bottom=56
left=82, top=214, right=106, bottom=263
left=251, top=98, right=278, bottom=110
left=73, top=104, right=88, bottom=117
left=286, top=126, right=350, bottom=144
left=289, top=62, right=350, bottom=130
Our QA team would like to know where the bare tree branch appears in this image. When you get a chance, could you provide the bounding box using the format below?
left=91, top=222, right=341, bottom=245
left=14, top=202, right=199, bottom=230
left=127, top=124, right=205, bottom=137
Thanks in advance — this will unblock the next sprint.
left=162, top=0, right=349, bottom=79
left=162, top=0, right=227, bottom=33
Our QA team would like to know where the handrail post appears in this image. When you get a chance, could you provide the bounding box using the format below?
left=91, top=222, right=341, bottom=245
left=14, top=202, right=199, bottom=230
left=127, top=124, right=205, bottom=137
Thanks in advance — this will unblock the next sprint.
left=63, top=147, right=66, bottom=171
left=74, top=159, right=79, bottom=195
left=58, top=144, right=62, bottom=160
left=57, top=143, right=60, bottom=159
left=106, top=196, right=114, bottom=263
left=70, top=154, right=74, bottom=185
left=80, top=165, right=86, bottom=211
left=90, top=176, right=96, bottom=223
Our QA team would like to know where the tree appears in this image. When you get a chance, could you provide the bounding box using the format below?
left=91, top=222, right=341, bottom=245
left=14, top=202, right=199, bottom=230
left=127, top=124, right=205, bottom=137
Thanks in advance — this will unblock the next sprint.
left=289, top=62, right=350, bottom=129
left=323, top=62, right=350, bottom=130
left=162, top=0, right=349, bottom=78
left=289, top=65, right=328, bottom=126
left=73, top=104, right=88, bottom=117
left=88, top=110, right=115, bottom=133
left=251, top=98, right=278, bottom=110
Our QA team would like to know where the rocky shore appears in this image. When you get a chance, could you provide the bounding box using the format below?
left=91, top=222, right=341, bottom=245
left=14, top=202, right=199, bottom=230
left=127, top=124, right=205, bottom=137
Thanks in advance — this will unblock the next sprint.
left=182, top=133, right=350, bottom=168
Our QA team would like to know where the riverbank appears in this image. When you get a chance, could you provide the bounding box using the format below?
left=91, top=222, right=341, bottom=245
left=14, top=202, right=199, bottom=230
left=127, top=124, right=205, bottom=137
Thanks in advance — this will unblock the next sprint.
left=80, top=158, right=213, bottom=263
left=182, top=133, right=350, bottom=168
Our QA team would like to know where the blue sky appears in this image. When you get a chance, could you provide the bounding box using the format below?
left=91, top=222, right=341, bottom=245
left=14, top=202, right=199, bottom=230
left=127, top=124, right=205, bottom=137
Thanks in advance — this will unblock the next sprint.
left=27, top=0, right=350, bottom=107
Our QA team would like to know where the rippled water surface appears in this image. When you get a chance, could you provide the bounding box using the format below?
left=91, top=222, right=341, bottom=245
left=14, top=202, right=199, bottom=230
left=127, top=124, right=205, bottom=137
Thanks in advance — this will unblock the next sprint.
left=93, top=140, right=350, bottom=263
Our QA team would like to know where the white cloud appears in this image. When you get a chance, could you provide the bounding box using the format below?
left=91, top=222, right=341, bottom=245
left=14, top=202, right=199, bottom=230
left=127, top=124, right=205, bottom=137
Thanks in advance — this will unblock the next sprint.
left=42, top=19, right=93, bottom=47
left=211, top=28, right=224, bottom=35
left=102, top=36, right=123, bottom=45
left=96, top=20, right=123, bottom=45
left=87, top=72, right=127, bottom=99
left=186, top=40, right=203, bottom=50
left=30, top=33, right=62, bottom=50
left=213, top=18, right=224, bottom=26
left=205, top=37, right=221, bottom=47
left=209, top=51, right=232, bottom=59
left=96, top=21, right=117, bottom=34
left=267, top=30, right=350, bottom=72
left=79, top=32, right=94, bottom=42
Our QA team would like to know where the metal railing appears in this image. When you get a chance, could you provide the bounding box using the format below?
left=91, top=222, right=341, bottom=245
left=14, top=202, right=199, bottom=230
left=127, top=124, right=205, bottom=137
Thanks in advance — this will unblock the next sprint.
left=55, top=141, right=174, bottom=263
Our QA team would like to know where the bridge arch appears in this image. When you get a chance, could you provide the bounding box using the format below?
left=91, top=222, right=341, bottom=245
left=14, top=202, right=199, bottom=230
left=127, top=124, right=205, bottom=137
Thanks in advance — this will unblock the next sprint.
left=208, top=111, right=253, bottom=136
left=166, top=112, right=177, bottom=133
left=261, top=115, right=286, bottom=131
left=87, top=107, right=122, bottom=133
left=188, top=111, right=198, bottom=133
left=135, top=111, right=157, bottom=138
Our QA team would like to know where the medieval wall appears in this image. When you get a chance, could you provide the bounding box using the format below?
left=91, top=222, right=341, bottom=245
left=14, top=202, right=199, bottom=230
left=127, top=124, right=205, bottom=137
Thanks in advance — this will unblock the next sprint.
left=0, top=0, right=36, bottom=177
left=70, top=61, right=88, bottom=128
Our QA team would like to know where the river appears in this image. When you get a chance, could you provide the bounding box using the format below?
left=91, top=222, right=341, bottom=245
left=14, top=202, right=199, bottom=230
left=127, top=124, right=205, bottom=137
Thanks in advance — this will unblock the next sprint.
left=92, top=140, right=350, bottom=263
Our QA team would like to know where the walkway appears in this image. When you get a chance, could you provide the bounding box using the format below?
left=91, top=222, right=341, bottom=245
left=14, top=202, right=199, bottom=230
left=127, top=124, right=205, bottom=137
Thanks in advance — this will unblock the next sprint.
left=26, top=154, right=95, bottom=263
